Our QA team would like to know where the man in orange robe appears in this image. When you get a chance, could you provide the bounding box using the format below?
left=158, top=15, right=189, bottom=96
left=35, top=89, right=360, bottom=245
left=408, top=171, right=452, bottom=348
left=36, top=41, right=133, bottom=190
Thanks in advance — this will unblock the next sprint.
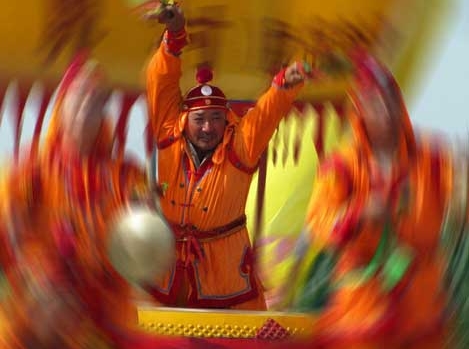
left=297, top=51, right=454, bottom=348
left=144, top=5, right=306, bottom=310
left=0, top=54, right=187, bottom=349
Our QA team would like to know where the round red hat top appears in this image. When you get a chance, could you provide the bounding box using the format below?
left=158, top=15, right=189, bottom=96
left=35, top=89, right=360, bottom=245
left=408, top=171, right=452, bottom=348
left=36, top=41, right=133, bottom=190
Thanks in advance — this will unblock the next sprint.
left=182, top=66, right=228, bottom=111
left=196, top=67, right=213, bottom=84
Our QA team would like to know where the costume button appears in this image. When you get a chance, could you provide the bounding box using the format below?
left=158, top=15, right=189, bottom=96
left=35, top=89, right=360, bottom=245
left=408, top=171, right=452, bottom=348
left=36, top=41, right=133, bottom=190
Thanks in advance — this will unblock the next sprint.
left=179, top=183, right=184, bottom=188
left=171, top=200, right=176, bottom=205
left=197, top=187, right=202, bottom=192
left=203, top=207, right=208, bottom=212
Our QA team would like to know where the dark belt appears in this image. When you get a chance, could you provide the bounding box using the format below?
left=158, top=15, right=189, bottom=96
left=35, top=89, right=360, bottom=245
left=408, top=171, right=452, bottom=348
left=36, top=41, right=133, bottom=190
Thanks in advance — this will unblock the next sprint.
left=170, top=215, right=247, bottom=266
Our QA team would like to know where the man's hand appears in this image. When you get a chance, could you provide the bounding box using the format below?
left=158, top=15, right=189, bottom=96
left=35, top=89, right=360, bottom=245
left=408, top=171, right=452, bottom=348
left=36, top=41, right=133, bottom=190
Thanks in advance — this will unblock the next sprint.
left=284, top=62, right=306, bottom=87
left=145, top=4, right=185, bottom=33
left=283, top=61, right=326, bottom=87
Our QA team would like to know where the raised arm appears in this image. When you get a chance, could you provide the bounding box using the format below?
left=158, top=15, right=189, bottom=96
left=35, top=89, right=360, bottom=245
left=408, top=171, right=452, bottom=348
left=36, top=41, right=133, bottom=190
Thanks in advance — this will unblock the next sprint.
left=145, top=5, right=187, bottom=142
left=232, top=62, right=306, bottom=166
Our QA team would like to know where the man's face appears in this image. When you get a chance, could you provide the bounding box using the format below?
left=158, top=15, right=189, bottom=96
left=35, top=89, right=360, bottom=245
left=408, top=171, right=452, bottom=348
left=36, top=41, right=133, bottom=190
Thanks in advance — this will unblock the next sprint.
left=185, top=108, right=227, bottom=152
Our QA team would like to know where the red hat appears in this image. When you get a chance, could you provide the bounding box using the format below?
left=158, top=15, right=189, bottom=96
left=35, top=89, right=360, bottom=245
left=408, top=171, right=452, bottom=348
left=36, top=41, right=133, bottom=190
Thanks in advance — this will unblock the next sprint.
left=182, top=67, right=229, bottom=111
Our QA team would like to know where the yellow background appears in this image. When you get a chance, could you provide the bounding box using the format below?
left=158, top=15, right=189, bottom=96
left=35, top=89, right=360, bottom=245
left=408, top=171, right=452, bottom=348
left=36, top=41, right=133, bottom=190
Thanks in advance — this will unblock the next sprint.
left=0, top=0, right=452, bottom=102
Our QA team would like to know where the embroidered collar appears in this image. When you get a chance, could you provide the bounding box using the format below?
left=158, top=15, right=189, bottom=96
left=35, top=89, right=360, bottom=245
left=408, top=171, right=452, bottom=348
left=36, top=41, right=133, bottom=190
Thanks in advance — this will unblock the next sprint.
left=186, top=139, right=214, bottom=169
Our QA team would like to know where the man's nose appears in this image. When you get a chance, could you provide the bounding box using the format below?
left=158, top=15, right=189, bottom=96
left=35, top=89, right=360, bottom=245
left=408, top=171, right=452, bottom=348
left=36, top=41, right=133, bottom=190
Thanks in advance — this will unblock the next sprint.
left=201, top=120, right=213, bottom=132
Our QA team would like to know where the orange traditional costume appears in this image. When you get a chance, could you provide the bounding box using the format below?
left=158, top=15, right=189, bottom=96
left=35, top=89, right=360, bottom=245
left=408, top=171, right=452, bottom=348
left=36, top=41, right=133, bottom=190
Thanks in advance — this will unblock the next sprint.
left=145, top=27, right=303, bottom=309
left=0, top=55, right=186, bottom=349
left=294, top=52, right=455, bottom=348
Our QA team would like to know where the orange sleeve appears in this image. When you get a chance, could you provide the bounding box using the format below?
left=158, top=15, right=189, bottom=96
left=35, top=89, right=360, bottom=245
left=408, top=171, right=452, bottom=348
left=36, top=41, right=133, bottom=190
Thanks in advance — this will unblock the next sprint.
left=146, top=42, right=183, bottom=142
left=232, top=83, right=303, bottom=166
left=304, top=155, right=361, bottom=249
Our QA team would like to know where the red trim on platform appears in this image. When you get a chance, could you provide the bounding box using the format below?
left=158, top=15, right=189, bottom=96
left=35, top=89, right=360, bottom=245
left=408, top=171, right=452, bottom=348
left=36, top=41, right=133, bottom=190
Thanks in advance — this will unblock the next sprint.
left=140, top=337, right=313, bottom=349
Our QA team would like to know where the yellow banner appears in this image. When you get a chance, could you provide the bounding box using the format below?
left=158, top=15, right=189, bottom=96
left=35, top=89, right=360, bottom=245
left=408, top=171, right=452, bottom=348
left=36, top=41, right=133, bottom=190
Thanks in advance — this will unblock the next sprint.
left=0, top=0, right=453, bottom=101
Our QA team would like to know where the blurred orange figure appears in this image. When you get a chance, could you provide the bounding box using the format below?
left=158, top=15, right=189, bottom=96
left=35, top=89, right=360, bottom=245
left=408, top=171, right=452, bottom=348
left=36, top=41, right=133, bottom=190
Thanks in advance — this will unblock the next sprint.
left=0, top=54, right=184, bottom=348
left=299, top=51, right=454, bottom=348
